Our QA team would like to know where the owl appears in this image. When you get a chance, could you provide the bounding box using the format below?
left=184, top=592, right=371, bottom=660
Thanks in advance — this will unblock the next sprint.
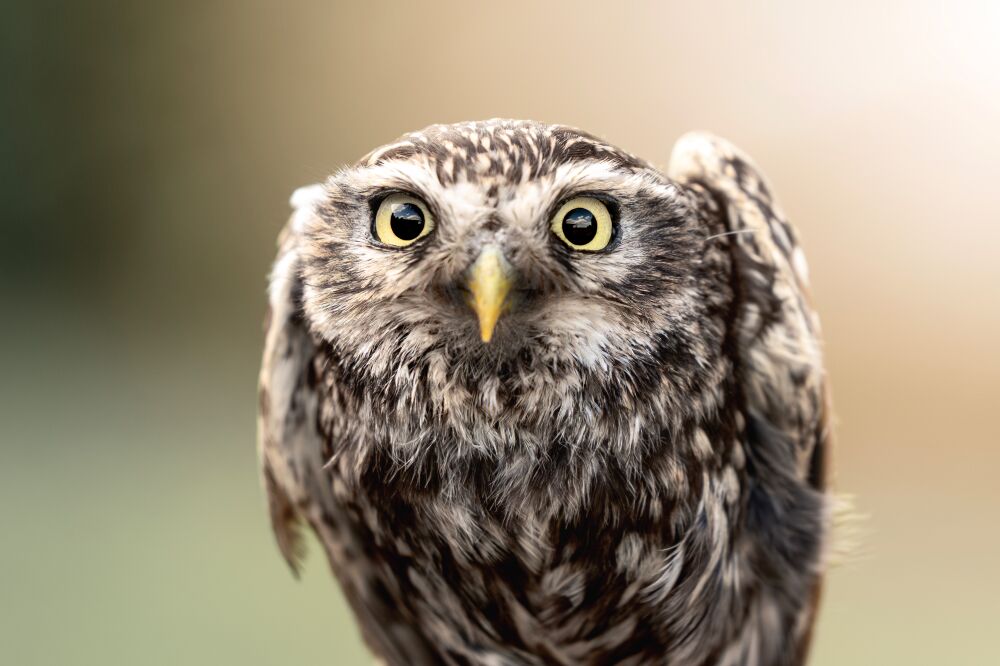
left=258, top=120, right=832, bottom=666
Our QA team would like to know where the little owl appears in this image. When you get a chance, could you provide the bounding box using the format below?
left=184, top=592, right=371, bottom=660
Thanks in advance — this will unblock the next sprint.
left=257, top=120, right=832, bottom=665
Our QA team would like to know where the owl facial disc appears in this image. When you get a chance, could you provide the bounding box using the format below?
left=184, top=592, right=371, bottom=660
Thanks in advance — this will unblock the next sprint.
left=466, top=245, right=513, bottom=343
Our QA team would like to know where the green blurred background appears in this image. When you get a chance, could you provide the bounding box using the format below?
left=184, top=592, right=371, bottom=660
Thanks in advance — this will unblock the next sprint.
left=3, top=2, right=999, bottom=664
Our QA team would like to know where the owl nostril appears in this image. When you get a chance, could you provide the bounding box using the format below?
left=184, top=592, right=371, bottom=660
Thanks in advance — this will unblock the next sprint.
left=482, top=216, right=501, bottom=232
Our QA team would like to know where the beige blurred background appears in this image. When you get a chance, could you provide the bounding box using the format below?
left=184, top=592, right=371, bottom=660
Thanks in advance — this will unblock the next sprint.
left=2, top=2, right=998, bottom=664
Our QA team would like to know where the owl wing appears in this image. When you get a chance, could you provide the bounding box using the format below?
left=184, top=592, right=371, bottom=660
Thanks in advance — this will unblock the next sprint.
left=257, top=184, right=328, bottom=575
left=669, top=132, right=831, bottom=492
left=669, top=133, right=832, bottom=661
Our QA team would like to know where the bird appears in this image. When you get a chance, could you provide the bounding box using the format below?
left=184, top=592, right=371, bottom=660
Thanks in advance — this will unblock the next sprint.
left=257, top=119, right=832, bottom=666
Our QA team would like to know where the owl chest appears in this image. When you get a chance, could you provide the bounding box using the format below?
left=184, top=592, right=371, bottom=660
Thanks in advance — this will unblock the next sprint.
left=312, top=378, right=754, bottom=660
left=337, top=492, right=687, bottom=662
left=318, top=451, right=750, bottom=664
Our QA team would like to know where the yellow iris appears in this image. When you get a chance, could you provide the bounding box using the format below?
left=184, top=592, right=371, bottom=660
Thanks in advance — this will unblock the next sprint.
left=550, top=196, right=614, bottom=251
left=374, top=194, right=434, bottom=247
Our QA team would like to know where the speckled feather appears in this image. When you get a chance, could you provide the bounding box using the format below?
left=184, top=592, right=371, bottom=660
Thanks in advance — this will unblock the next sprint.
left=257, top=120, right=832, bottom=666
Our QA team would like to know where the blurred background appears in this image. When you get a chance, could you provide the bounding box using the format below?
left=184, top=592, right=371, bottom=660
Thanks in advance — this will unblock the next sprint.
left=2, top=2, right=998, bottom=664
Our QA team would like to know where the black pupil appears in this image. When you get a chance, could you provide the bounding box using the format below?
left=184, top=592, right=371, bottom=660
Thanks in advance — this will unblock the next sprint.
left=562, top=208, right=598, bottom=245
left=389, top=202, right=425, bottom=241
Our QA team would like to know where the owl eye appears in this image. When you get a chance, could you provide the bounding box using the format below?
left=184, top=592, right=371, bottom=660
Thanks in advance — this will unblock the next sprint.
left=550, top=197, right=614, bottom=251
left=373, top=193, right=435, bottom=247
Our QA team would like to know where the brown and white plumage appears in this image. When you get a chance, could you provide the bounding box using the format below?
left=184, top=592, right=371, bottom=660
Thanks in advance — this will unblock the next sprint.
left=258, top=120, right=832, bottom=665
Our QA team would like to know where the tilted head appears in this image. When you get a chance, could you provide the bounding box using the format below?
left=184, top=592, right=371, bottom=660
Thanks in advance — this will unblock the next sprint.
left=297, top=120, right=730, bottom=486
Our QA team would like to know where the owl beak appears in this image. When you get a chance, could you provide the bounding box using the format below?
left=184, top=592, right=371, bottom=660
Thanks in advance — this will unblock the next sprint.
left=467, top=246, right=513, bottom=343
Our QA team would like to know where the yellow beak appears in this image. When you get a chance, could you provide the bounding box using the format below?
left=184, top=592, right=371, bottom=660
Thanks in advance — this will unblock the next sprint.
left=467, top=246, right=513, bottom=343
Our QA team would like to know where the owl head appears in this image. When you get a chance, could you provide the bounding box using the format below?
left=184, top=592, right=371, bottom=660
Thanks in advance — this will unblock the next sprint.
left=265, top=118, right=823, bottom=521
left=297, top=120, right=724, bottom=406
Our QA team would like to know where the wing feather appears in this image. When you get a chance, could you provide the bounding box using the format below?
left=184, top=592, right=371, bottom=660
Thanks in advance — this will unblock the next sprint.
left=669, top=133, right=831, bottom=490
left=257, top=184, right=327, bottom=574
left=670, top=134, right=833, bottom=663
